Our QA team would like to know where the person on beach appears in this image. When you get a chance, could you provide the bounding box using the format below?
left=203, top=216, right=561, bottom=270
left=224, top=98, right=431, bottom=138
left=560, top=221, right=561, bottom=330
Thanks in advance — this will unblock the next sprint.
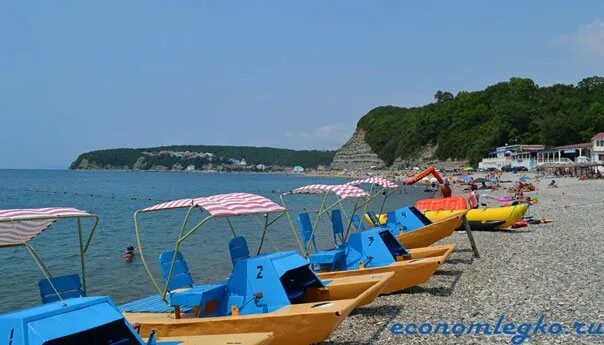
left=440, top=180, right=452, bottom=198
left=548, top=180, right=558, bottom=188
left=468, top=184, right=479, bottom=208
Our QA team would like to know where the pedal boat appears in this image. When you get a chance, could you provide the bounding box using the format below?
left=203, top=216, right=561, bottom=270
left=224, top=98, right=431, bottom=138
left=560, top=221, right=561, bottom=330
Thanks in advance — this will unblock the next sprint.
left=345, top=177, right=464, bottom=248
left=122, top=193, right=392, bottom=345
left=281, top=183, right=456, bottom=295
left=0, top=207, right=275, bottom=345
left=374, top=206, right=466, bottom=248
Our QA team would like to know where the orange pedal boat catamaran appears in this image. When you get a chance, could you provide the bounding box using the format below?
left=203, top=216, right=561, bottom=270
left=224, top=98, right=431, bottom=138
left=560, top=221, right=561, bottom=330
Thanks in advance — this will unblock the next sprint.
left=280, top=183, right=455, bottom=294
left=347, top=177, right=466, bottom=249
left=121, top=192, right=392, bottom=345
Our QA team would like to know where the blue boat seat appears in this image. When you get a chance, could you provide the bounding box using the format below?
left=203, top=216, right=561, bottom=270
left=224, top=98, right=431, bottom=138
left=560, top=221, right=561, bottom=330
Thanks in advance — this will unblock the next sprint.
left=298, top=212, right=345, bottom=270
left=38, top=273, right=84, bottom=304
left=229, top=236, right=250, bottom=264
left=297, top=212, right=318, bottom=252
left=351, top=214, right=363, bottom=230
left=159, top=251, right=226, bottom=316
left=330, top=209, right=345, bottom=245
left=159, top=251, right=193, bottom=291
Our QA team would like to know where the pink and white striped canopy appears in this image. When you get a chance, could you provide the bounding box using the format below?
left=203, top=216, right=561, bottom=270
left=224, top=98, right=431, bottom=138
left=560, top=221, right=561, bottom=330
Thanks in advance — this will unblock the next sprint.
left=141, top=193, right=285, bottom=217
left=345, top=177, right=399, bottom=189
left=287, top=184, right=369, bottom=199
left=0, top=208, right=93, bottom=247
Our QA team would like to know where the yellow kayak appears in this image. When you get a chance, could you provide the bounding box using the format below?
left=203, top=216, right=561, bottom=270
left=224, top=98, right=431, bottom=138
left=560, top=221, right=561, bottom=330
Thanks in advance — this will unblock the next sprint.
left=424, top=204, right=529, bottom=230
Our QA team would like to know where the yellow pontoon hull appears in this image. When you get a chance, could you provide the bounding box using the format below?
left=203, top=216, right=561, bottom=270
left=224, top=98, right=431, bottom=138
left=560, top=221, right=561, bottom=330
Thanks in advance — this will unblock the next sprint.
left=316, top=244, right=456, bottom=294
left=396, top=211, right=466, bottom=249
left=424, top=204, right=528, bottom=229
left=124, top=273, right=390, bottom=345
left=156, top=333, right=274, bottom=345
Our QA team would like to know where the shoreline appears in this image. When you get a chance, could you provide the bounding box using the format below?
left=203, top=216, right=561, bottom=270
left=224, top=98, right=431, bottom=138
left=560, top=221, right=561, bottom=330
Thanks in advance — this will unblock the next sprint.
left=326, top=177, right=604, bottom=344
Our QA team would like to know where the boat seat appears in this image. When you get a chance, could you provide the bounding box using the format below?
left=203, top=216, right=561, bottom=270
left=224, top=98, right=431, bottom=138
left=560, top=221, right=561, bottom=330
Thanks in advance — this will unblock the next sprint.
left=351, top=214, right=363, bottom=230
left=38, top=273, right=84, bottom=304
left=297, top=212, right=318, bottom=253
left=229, top=236, right=250, bottom=264
left=159, top=250, right=226, bottom=315
left=330, top=209, right=345, bottom=245
left=298, top=212, right=346, bottom=270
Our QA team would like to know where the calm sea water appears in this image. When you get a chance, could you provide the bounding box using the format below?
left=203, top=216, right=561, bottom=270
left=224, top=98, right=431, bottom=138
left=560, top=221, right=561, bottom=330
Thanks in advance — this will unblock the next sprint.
left=0, top=170, right=426, bottom=313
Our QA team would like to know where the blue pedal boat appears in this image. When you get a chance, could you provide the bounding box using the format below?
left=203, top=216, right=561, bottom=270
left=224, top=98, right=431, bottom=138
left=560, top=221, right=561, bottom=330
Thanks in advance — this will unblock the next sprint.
left=281, top=184, right=456, bottom=294
left=0, top=207, right=273, bottom=345
left=121, top=193, right=391, bottom=345
left=345, top=177, right=467, bottom=249
left=0, top=208, right=156, bottom=345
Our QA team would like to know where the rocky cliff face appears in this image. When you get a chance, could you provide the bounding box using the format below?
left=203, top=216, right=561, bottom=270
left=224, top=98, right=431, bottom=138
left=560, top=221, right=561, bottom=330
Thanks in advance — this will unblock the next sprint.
left=331, top=129, right=385, bottom=170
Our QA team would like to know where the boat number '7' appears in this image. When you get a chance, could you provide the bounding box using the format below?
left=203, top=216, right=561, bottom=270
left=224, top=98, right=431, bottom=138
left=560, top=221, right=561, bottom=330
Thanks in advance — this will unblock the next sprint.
left=257, top=265, right=263, bottom=279
left=8, top=328, right=13, bottom=345
left=368, top=237, right=374, bottom=246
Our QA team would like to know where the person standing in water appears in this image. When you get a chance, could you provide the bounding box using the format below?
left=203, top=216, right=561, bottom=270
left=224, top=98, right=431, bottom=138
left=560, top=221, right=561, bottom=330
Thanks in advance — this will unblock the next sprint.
left=122, top=245, right=135, bottom=261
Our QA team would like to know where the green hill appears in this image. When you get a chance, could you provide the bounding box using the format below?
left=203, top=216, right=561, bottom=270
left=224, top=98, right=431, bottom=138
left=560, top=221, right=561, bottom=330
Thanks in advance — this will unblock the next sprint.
left=70, top=145, right=335, bottom=170
left=357, top=76, right=604, bottom=166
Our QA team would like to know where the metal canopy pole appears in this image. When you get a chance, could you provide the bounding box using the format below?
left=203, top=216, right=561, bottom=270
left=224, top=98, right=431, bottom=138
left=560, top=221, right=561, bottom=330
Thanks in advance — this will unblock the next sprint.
left=462, top=214, right=480, bottom=258
left=76, top=218, right=87, bottom=295
left=256, top=214, right=270, bottom=255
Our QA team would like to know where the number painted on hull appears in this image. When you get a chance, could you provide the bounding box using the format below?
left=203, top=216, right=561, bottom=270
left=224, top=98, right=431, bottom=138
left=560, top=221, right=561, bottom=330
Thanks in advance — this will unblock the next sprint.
left=256, top=265, right=263, bottom=279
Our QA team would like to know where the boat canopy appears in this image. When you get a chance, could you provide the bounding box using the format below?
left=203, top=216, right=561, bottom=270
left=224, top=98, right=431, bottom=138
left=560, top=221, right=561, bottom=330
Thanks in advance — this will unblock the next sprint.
left=0, top=208, right=95, bottom=247
left=135, top=193, right=288, bottom=300
left=0, top=207, right=99, bottom=301
left=344, top=177, right=399, bottom=189
left=283, top=184, right=369, bottom=199
left=140, top=192, right=285, bottom=217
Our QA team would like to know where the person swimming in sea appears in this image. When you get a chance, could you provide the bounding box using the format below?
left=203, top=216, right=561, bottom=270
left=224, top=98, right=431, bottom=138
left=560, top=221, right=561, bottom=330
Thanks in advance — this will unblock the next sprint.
left=122, top=245, right=135, bottom=261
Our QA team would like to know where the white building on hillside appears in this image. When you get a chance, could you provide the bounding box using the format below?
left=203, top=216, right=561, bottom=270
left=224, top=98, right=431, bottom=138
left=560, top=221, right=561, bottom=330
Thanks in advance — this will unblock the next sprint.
left=592, top=132, right=604, bottom=164
left=478, top=144, right=544, bottom=171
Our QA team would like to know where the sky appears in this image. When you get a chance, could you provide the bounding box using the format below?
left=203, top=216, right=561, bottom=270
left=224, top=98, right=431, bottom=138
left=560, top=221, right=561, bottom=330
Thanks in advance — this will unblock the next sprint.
left=1, top=1, right=604, bottom=169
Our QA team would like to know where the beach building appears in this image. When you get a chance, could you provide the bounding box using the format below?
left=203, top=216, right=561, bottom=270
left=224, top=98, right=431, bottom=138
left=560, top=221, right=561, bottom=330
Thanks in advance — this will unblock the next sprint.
left=592, top=132, right=604, bottom=164
left=478, top=144, right=544, bottom=171
left=536, top=143, right=592, bottom=166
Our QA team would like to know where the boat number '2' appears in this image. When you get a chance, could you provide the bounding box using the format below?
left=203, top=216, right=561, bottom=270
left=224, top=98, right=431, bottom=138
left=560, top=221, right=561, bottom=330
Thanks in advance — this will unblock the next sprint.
left=368, top=237, right=374, bottom=246
left=256, top=265, right=264, bottom=279
left=8, top=328, right=14, bottom=345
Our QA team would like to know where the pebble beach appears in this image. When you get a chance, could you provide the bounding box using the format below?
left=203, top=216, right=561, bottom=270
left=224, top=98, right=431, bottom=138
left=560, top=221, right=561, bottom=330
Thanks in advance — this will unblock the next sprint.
left=326, top=176, right=604, bottom=344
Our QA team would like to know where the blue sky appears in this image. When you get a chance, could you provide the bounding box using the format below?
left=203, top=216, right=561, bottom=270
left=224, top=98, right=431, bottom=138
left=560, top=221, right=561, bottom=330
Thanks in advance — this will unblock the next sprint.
left=1, top=1, right=604, bottom=169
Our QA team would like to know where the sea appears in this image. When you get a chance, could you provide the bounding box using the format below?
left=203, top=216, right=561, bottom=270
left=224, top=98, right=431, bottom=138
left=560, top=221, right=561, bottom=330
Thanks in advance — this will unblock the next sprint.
left=0, top=169, right=428, bottom=313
